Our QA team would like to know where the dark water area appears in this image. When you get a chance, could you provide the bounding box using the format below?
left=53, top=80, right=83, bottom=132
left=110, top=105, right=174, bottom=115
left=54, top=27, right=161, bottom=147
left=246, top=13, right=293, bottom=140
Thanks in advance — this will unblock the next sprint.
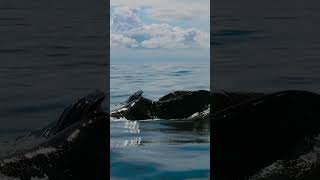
left=212, top=0, right=320, bottom=93
left=0, top=0, right=108, bottom=134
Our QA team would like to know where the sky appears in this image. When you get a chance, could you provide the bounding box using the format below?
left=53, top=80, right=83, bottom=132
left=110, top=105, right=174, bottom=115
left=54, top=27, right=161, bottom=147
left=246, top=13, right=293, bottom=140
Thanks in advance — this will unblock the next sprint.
left=110, top=0, right=210, bottom=62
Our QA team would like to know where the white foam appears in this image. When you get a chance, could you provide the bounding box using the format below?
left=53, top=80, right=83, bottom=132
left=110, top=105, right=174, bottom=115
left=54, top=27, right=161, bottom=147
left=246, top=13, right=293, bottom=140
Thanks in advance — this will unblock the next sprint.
left=2, top=156, right=19, bottom=164
left=0, top=135, right=46, bottom=160
left=110, top=117, right=128, bottom=122
left=67, top=129, right=81, bottom=142
left=0, top=174, right=20, bottom=180
left=25, top=147, right=57, bottom=159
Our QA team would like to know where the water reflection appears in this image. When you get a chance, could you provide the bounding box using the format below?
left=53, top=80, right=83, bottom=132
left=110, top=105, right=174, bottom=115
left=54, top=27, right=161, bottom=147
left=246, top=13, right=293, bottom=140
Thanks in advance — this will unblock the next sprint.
left=110, top=118, right=210, bottom=149
left=110, top=120, right=142, bottom=148
left=110, top=118, right=210, bottom=180
left=159, top=119, right=210, bottom=134
left=111, top=137, right=142, bottom=148
left=124, top=121, right=140, bottom=134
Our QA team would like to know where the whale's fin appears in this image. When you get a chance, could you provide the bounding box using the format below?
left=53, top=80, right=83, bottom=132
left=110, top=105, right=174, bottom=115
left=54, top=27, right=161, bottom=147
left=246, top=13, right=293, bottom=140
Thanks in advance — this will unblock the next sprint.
left=38, top=91, right=105, bottom=138
left=126, top=90, right=143, bottom=103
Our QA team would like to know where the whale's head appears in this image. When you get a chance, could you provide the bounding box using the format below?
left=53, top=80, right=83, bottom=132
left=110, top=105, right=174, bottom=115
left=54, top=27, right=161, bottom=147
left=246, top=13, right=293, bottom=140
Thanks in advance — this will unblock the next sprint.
left=43, top=90, right=106, bottom=137
left=111, top=90, right=154, bottom=120
left=125, top=96, right=154, bottom=120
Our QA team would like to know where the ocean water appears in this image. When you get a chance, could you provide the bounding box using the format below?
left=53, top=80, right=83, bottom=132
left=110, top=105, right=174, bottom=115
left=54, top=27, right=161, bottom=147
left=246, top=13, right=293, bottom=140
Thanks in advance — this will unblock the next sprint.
left=110, top=59, right=210, bottom=180
left=0, top=0, right=107, bottom=133
left=0, top=1, right=107, bottom=179
left=213, top=0, right=320, bottom=93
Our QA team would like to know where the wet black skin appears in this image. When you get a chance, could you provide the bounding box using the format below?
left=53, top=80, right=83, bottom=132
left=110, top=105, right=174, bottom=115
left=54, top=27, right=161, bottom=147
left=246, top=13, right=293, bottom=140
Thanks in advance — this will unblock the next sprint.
left=212, top=90, right=320, bottom=180
left=110, top=90, right=211, bottom=120
left=0, top=91, right=108, bottom=180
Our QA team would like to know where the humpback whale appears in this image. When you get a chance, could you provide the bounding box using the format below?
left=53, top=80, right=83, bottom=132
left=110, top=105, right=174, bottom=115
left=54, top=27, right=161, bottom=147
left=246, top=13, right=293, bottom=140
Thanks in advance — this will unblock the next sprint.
left=110, top=89, right=263, bottom=121
left=212, top=90, right=320, bottom=180
left=110, top=90, right=211, bottom=120
left=0, top=91, right=108, bottom=180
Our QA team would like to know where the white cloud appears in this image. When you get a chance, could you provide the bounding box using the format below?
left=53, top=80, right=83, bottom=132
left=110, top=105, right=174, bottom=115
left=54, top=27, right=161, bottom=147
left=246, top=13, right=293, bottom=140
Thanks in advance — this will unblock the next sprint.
left=111, top=6, right=209, bottom=49
left=111, top=33, right=139, bottom=48
left=111, top=0, right=209, bottom=23
left=111, top=6, right=143, bottom=33
left=146, top=7, right=195, bottom=22
left=145, top=6, right=209, bottom=23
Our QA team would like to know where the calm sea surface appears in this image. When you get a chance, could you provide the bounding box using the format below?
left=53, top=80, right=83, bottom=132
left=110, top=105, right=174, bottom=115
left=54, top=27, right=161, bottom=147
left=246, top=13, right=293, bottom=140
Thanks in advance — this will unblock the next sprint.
left=110, top=59, right=210, bottom=180
left=213, top=0, right=320, bottom=93
left=0, top=0, right=107, bottom=134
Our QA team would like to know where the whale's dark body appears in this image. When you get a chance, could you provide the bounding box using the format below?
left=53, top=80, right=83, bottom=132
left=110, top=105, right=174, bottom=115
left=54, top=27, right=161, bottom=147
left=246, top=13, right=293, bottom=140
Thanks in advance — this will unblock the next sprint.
left=0, top=92, right=108, bottom=180
left=110, top=89, right=264, bottom=121
left=212, top=90, right=320, bottom=180
left=110, top=90, right=211, bottom=120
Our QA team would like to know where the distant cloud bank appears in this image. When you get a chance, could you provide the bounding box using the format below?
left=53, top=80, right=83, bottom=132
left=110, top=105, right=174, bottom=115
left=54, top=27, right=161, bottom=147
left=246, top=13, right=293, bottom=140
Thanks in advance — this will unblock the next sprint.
left=111, top=6, right=209, bottom=49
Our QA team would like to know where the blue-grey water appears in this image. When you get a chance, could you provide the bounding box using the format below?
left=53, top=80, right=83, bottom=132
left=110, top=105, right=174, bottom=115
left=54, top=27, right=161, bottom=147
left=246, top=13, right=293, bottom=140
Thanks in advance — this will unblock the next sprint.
left=0, top=1, right=107, bottom=133
left=213, top=0, right=320, bottom=93
left=0, top=1, right=107, bottom=179
left=110, top=59, right=210, bottom=180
